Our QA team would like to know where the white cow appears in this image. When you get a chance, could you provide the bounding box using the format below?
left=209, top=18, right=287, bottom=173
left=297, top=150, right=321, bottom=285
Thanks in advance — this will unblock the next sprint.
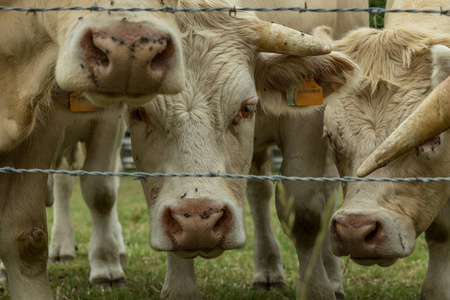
left=0, top=1, right=184, bottom=299
left=47, top=118, right=127, bottom=287
left=124, top=1, right=363, bottom=299
left=244, top=1, right=368, bottom=299
left=319, top=0, right=450, bottom=298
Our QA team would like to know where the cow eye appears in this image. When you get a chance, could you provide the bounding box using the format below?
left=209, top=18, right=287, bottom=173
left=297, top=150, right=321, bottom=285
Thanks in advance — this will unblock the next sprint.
left=417, top=135, right=441, bottom=153
left=323, top=125, right=332, bottom=142
left=232, top=97, right=258, bottom=126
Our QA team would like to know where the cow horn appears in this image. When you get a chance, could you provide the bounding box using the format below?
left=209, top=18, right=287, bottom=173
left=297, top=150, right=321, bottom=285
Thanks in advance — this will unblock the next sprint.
left=255, top=21, right=332, bottom=56
left=357, top=76, right=450, bottom=177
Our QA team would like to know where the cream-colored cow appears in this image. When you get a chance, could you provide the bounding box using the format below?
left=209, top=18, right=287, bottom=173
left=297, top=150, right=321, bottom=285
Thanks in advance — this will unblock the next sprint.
left=47, top=118, right=127, bottom=287
left=320, top=0, right=450, bottom=298
left=124, top=1, right=363, bottom=299
left=243, top=1, right=368, bottom=299
left=0, top=1, right=184, bottom=299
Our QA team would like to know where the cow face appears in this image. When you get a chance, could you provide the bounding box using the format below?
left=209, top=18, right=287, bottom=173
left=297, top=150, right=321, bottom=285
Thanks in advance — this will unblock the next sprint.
left=324, top=41, right=450, bottom=266
left=126, top=5, right=360, bottom=259
left=36, top=0, right=185, bottom=106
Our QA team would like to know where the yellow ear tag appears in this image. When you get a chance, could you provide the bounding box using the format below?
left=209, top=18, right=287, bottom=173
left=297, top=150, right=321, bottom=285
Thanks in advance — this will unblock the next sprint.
left=70, top=92, right=97, bottom=112
left=286, top=76, right=323, bottom=106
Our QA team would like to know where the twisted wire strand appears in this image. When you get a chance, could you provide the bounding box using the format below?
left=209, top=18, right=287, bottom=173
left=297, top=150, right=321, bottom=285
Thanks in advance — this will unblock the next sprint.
left=0, top=6, right=448, bottom=15
left=0, top=167, right=449, bottom=183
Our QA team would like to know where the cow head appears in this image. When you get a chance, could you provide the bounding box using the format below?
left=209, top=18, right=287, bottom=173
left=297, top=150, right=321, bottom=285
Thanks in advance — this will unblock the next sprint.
left=323, top=27, right=450, bottom=267
left=0, top=0, right=184, bottom=151
left=126, top=1, right=360, bottom=259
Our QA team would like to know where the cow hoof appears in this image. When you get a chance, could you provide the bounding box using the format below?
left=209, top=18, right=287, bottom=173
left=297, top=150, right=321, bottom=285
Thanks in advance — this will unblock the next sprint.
left=253, top=281, right=286, bottom=290
left=335, top=291, right=346, bottom=300
left=112, top=279, right=127, bottom=289
left=49, top=254, right=76, bottom=263
left=0, top=270, right=7, bottom=283
left=119, top=254, right=127, bottom=267
left=91, top=278, right=126, bottom=289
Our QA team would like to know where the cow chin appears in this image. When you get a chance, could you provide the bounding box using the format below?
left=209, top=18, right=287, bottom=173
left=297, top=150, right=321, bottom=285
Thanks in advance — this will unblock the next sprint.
left=171, top=249, right=225, bottom=260
left=83, top=91, right=156, bottom=107
left=351, top=257, right=398, bottom=267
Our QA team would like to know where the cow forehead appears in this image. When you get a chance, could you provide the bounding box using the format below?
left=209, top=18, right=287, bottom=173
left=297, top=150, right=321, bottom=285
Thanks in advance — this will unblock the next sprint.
left=325, top=78, right=432, bottom=155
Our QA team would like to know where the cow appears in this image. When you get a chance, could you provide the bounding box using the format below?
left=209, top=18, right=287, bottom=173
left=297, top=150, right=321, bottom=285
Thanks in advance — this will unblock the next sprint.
left=124, top=1, right=363, bottom=299
left=0, top=1, right=185, bottom=299
left=0, top=120, right=127, bottom=287
left=243, top=1, right=368, bottom=299
left=318, top=0, right=450, bottom=298
left=47, top=118, right=128, bottom=287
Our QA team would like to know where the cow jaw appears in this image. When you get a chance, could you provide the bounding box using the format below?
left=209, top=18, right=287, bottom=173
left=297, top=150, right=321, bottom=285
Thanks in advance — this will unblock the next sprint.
left=52, top=4, right=184, bottom=107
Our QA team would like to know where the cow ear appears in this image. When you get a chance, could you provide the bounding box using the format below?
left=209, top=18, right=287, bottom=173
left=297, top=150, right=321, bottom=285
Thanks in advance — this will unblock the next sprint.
left=431, top=45, right=450, bottom=88
left=254, top=52, right=361, bottom=116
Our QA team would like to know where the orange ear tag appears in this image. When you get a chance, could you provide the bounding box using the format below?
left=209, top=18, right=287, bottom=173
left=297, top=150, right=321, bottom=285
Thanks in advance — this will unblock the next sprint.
left=70, top=92, right=97, bottom=112
left=286, top=76, right=323, bottom=107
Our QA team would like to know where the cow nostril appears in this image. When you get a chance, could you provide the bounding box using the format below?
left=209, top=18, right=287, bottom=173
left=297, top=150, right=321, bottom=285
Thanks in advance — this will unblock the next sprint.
left=149, top=37, right=174, bottom=73
left=81, top=30, right=110, bottom=68
left=162, top=207, right=183, bottom=236
left=213, top=206, right=232, bottom=235
left=365, top=222, right=381, bottom=244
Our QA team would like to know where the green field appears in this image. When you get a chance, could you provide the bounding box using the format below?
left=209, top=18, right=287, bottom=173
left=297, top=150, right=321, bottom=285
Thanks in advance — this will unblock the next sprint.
left=0, top=177, right=428, bottom=299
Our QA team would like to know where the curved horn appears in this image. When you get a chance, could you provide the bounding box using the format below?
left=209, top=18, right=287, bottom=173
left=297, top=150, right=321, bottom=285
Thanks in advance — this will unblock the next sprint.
left=255, top=21, right=331, bottom=56
left=357, top=76, right=450, bottom=177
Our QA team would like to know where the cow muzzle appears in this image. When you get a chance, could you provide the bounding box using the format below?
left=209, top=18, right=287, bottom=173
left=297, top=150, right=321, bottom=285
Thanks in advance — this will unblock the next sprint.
left=151, top=198, right=245, bottom=258
left=56, top=18, right=184, bottom=106
left=330, top=211, right=415, bottom=266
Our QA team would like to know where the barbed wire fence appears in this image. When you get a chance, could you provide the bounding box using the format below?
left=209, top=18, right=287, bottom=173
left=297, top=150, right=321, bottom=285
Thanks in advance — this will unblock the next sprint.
left=1, top=167, right=449, bottom=182
left=0, top=4, right=449, bottom=183
left=0, top=5, right=448, bottom=15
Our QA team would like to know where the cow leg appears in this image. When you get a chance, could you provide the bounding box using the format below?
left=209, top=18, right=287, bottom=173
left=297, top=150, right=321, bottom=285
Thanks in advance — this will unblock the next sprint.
left=421, top=200, right=450, bottom=300
left=0, top=173, right=53, bottom=300
left=161, top=253, right=198, bottom=300
left=247, top=147, right=285, bottom=289
left=0, top=262, right=6, bottom=283
left=82, top=119, right=126, bottom=287
left=48, top=167, right=77, bottom=262
left=277, top=112, right=341, bottom=299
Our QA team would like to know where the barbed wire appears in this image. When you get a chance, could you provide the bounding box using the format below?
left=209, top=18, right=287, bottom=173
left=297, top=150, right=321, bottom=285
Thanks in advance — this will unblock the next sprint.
left=0, top=167, right=449, bottom=183
left=0, top=5, right=448, bottom=15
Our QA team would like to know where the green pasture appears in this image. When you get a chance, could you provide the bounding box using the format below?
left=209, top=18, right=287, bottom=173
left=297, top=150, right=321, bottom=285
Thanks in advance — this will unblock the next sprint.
left=0, top=177, right=428, bottom=299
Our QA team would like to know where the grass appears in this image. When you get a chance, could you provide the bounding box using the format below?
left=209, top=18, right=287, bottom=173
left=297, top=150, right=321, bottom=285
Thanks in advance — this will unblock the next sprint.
left=0, top=177, right=428, bottom=300
left=370, top=0, right=387, bottom=28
